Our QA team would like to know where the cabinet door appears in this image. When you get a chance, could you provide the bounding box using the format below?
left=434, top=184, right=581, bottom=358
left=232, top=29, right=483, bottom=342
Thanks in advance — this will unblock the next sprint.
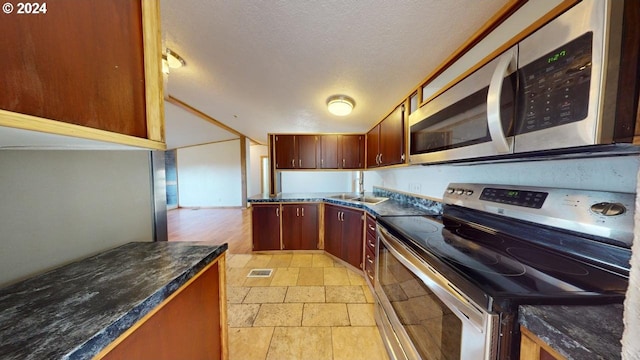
left=341, top=207, right=364, bottom=269
left=0, top=0, right=152, bottom=139
left=298, top=204, right=319, bottom=250
left=297, top=135, right=318, bottom=169
left=379, top=105, right=405, bottom=166
left=366, top=125, right=380, bottom=168
left=275, top=135, right=296, bottom=169
left=340, top=135, right=364, bottom=169
left=252, top=204, right=281, bottom=250
left=324, top=204, right=343, bottom=258
left=282, top=204, right=318, bottom=250
left=320, top=135, right=339, bottom=169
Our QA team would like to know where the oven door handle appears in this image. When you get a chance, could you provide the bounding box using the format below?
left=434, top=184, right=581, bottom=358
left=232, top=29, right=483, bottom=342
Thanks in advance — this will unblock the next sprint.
left=487, top=47, right=516, bottom=154
left=378, top=226, right=488, bottom=333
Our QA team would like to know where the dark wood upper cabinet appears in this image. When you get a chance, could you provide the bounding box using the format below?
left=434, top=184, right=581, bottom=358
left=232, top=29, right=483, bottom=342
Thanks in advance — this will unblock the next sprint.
left=320, top=135, right=339, bottom=169
left=274, top=135, right=318, bottom=169
left=367, top=104, right=405, bottom=168
left=274, top=133, right=364, bottom=170
left=0, top=0, right=164, bottom=149
left=339, top=135, right=365, bottom=169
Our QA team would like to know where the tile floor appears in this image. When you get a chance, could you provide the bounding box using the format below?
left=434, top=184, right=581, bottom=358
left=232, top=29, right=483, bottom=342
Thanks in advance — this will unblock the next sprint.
left=226, top=253, right=390, bottom=360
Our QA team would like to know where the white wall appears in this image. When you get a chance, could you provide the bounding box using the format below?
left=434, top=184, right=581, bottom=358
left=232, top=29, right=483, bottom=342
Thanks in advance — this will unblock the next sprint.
left=365, top=156, right=640, bottom=200
left=0, top=150, right=153, bottom=287
left=177, top=140, right=242, bottom=207
left=249, top=144, right=268, bottom=197
left=281, top=171, right=356, bottom=193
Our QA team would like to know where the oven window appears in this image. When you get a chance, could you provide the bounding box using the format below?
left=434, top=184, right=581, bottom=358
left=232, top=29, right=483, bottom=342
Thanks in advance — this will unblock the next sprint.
left=379, top=241, right=462, bottom=359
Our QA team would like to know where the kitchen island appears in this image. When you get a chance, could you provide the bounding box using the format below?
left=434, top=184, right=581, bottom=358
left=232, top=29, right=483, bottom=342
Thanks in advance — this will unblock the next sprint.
left=0, top=241, right=228, bottom=360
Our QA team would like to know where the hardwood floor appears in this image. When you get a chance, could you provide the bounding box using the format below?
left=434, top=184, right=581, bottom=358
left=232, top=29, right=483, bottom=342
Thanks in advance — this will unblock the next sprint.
left=167, top=207, right=252, bottom=254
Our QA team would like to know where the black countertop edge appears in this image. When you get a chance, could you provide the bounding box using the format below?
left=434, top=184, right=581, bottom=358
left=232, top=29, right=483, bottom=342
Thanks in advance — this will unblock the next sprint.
left=247, top=191, right=442, bottom=217
left=518, top=304, right=623, bottom=360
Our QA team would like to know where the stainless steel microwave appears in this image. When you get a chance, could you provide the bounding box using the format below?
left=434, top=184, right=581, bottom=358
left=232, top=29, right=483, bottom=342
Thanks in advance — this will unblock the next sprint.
left=409, top=0, right=628, bottom=164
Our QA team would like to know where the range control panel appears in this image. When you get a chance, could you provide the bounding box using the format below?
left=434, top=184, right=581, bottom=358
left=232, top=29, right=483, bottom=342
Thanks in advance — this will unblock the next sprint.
left=443, top=183, right=634, bottom=246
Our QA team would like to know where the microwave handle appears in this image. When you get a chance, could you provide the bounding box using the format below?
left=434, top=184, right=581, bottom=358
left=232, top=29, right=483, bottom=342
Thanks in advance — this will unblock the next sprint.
left=487, top=49, right=516, bottom=154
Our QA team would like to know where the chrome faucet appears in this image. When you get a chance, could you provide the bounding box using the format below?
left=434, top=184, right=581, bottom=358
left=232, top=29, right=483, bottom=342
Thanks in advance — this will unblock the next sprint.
left=358, top=170, right=365, bottom=197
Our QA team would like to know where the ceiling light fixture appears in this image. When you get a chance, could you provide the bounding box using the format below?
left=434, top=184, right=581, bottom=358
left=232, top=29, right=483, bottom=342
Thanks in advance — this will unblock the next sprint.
left=162, top=48, right=186, bottom=74
left=326, top=95, right=355, bottom=116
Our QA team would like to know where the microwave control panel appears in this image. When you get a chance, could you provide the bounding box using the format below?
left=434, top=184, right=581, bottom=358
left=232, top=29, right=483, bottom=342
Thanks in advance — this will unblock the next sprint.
left=517, top=32, right=592, bottom=134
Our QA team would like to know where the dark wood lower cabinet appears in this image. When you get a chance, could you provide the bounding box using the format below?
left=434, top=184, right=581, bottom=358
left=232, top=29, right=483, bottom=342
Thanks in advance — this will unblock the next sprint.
left=282, top=204, right=319, bottom=250
left=324, top=204, right=364, bottom=269
left=252, top=204, right=281, bottom=251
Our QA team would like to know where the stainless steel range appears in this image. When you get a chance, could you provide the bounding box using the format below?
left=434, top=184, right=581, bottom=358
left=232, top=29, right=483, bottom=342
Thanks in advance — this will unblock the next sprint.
left=374, top=183, right=633, bottom=360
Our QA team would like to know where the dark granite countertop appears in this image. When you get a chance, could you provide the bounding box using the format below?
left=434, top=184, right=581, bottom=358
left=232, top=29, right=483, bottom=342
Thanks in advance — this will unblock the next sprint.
left=0, top=241, right=227, bottom=360
left=519, top=304, right=623, bottom=360
left=248, top=187, right=442, bottom=217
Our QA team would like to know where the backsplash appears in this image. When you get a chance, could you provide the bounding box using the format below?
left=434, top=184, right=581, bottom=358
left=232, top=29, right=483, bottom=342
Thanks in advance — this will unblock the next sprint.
left=373, top=186, right=443, bottom=214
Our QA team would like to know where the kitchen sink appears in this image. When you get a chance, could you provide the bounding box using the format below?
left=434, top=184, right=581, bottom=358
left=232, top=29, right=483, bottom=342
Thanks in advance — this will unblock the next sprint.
left=327, top=194, right=388, bottom=205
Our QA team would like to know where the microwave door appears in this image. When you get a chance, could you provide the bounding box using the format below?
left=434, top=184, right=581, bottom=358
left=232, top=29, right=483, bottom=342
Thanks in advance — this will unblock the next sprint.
left=409, top=48, right=517, bottom=164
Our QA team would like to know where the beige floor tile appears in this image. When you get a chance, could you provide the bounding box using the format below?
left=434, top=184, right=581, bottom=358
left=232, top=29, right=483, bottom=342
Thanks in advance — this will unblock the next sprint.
left=245, top=254, right=273, bottom=268
left=244, top=276, right=273, bottom=287
left=267, top=254, right=293, bottom=268
left=227, top=286, right=250, bottom=303
left=326, top=285, right=367, bottom=303
left=228, top=327, right=274, bottom=360
left=254, top=303, right=304, bottom=327
left=302, top=303, right=350, bottom=326
left=227, top=267, right=249, bottom=286
left=270, top=267, right=299, bottom=286
left=347, top=303, right=376, bottom=326
left=284, top=286, right=325, bottom=303
left=297, top=267, right=324, bottom=286
left=227, top=303, right=261, bottom=327
left=347, top=269, right=366, bottom=285
left=312, top=253, right=335, bottom=267
left=244, top=286, right=287, bottom=303
left=332, top=326, right=389, bottom=360
left=324, top=267, right=352, bottom=286
left=266, top=327, right=332, bottom=360
left=363, top=285, right=376, bottom=303
left=227, top=254, right=252, bottom=268
left=290, top=253, right=313, bottom=267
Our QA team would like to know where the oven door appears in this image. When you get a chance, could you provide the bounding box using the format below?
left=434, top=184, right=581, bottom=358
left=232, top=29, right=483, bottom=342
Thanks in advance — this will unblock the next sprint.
left=375, top=225, right=498, bottom=360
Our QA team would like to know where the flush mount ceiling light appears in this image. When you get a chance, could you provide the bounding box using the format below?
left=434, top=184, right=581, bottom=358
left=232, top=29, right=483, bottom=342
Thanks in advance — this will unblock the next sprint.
left=326, top=95, right=355, bottom=116
left=162, top=48, right=186, bottom=74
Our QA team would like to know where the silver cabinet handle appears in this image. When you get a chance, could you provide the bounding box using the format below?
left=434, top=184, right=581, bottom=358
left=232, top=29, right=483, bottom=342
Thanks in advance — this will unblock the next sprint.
left=366, top=254, right=374, bottom=264
left=368, top=239, right=375, bottom=248
left=379, top=153, right=383, bottom=164
left=368, top=224, right=375, bottom=232
left=301, top=207, right=305, bottom=217
left=276, top=208, right=279, bottom=217
left=341, top=212, right=345, bottom=221
left=291, top=159, right=295, bottom=167
left=337, top=211, right=341, bottom=221
left=297, top=207, right=300, bottom=217
left=342, top=159, right=346, bottom=167
left=321, top=159, right=324, bottom=166
left=299, top=159, right=302, bottom=167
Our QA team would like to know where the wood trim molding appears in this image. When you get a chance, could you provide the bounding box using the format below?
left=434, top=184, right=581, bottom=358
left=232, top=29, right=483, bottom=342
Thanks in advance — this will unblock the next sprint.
left=141, top=0, right=165, bottom=143
left=0, top=109, right=166, bottom=150
left=166, top=96, right=262, bottom=145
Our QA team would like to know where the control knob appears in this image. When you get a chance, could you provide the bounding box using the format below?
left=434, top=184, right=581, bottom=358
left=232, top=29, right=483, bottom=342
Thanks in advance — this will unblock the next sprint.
left=590, top=202, right=626, bottom=216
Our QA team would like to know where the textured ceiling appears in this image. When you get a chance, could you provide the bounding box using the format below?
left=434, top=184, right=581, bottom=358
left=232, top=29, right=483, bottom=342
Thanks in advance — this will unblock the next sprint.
left=160, top=0, right=510, bottom=147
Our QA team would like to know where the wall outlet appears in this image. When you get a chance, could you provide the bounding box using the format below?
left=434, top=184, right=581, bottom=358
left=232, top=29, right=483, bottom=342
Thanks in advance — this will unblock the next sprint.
left=408, top=183, right=422, bottom=193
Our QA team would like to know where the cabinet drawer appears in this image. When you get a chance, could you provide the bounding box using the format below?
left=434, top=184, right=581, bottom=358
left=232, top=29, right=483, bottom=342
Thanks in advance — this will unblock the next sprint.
left=364, top=250, right=375, bottom=285
left=366, top=214, right=377, bottom=238
left=365, top=231, right=377, bottom=254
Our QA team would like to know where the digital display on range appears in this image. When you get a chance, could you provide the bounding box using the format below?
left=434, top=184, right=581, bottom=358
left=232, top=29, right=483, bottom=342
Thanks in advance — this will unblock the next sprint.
left=480, top=188, right=548, bottom=208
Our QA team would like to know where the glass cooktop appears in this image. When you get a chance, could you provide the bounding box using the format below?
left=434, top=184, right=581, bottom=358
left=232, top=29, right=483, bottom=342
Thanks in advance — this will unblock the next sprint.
left=377, top=214, right=629, bottom=311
